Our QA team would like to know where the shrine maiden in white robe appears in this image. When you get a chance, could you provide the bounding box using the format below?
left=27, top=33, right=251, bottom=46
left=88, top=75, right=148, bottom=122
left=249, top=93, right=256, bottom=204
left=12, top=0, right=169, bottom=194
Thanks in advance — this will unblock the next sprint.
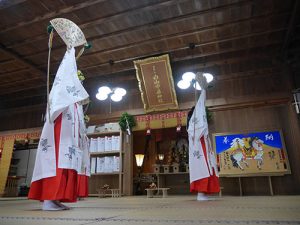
left=32, top=47, right=89, bottom=182
left=187, top=89, right=219, bottom=183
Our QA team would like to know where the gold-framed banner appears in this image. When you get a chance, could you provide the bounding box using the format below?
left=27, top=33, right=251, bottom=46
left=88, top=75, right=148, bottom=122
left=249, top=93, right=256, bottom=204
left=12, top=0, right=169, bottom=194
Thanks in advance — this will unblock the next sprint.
left=134, top=54, right=178, bottom=113
left=213, top=130, right=291, bottom=177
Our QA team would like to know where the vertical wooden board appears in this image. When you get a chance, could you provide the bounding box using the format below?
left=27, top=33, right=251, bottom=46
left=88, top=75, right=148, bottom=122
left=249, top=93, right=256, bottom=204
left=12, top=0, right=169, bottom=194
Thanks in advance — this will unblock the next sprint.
left=0, top=137, right=15, bottom=196
left=123, top=133, right=133, bottom=196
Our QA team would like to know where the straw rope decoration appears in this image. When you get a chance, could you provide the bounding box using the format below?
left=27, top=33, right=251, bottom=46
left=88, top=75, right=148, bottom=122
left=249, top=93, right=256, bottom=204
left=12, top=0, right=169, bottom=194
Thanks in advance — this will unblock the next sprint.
left=47, top=25, right=54, bottom=123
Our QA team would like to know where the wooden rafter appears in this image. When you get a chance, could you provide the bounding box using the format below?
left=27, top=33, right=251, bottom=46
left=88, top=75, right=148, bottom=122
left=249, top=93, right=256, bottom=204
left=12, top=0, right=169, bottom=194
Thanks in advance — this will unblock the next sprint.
left=6, top=0, right=251, bottom=49
left=0, top=44, right=45, bottom=77
left=24, top=10, right=287, bottom=60
left=281, top=0, right=300, bottom=59
left=0, top=12, right=288, bottom=81
left=0, top=0, right=26, bottom=10
left=5, top=0, right=175, bottom=48
left=77, top=28, right=285, bottom=73
left=0, top=0, right=109, bottom=33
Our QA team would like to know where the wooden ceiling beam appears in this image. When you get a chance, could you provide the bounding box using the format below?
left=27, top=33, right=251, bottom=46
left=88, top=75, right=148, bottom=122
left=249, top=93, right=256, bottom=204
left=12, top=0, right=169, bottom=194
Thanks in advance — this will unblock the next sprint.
left=0, top=68, right=31, bottom=77
left=0, top=0, right=27, bottom=10
left=5, top=0, right=177, bottom=48
left=0, top=65, right=136, bottom=88
left=0, top=59, right=16, bottom=67
left=0, top=0, right=111, bottom=33
left=281, top=0, right=300, bottom=59
left=0, top=44, right=45, bottom=78
left=24, top=10, right=288, bottom=61
left=78, top=29, right=284, bottom=75
left=6, top=0, right=252, bottom=49
left=28, top=24, right=285, bottom=76
left=3, top=11, right=285, bottom=78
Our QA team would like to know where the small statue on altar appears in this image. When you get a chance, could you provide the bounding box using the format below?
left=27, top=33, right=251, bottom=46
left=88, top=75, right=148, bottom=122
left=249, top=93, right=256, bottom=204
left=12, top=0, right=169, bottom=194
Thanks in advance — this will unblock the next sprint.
left=101, top=184, right=110, bottom=190
left=149, top=182, right=157, bottom=189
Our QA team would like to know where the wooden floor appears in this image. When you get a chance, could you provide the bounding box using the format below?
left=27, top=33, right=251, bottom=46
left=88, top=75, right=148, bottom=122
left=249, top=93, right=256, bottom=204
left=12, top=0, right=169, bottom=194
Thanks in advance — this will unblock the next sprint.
left=0, top=195, right=299, bottom=225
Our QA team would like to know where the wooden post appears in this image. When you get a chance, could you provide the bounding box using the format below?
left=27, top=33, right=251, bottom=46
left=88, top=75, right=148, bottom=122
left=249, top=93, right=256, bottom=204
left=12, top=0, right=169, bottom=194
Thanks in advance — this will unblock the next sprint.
left=238, top=177, right=243, bottom=196
left=268, top=176, right=274, bottom=196
left=156, top=174, right=160, bottom=196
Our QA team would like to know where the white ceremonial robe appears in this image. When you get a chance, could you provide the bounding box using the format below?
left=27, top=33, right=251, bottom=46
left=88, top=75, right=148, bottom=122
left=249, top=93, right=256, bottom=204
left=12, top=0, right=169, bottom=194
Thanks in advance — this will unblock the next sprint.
left=77, top=104, right=91, bottom=177
left=31, top=47, right=89, bottom=182
left=188, top=89, right=219, bottom=183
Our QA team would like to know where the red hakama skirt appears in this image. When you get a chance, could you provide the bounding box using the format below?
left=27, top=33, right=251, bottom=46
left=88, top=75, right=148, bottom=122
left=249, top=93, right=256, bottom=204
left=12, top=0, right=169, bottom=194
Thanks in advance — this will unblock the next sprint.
left=28, top=114, right=78, bottom=202
left=190, top=136, right=220, bottom=194
left=77, top=174, right=89, bottom=197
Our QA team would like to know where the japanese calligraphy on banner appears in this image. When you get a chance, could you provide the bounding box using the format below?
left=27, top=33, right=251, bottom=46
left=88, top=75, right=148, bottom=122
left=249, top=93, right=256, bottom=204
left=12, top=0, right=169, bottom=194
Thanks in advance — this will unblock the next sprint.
left=213, top=130, right=291, bottom=177
left=134, top=54, right=178, bottom=112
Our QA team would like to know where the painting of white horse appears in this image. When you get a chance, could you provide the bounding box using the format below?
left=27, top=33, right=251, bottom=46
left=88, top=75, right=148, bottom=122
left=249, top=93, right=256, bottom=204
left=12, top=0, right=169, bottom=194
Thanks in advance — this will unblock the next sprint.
left=230, top=137, right=264, bottom=170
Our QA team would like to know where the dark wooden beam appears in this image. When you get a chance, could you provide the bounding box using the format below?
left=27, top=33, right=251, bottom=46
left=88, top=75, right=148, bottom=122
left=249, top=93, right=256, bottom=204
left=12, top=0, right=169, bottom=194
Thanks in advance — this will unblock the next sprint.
left=6, top=0, right=252, bottom=49
left=0, top=0, right=109, bottom=33
left=5, top=0, right=177, bottom=48
left=28, top=23, right=285, bottom=77
left=281, top=0, right=300, bottom=59
left=0, top=59, right=16, bottom=67
left=0, top=68, right=31, bottom=77
left=0, top=44, right=45, bottom=78
left=78, top=29, right=285, bottom=75
left=0, top=0, right=26, bottom=10
left=24, top=10, right=288, bottom=61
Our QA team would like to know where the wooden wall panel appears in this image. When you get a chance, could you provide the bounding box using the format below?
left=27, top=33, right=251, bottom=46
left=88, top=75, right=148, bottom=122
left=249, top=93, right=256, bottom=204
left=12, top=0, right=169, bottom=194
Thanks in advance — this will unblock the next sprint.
left=0, top=110, right=44, bottom=131
left=271, top=104, right=300, bottom=194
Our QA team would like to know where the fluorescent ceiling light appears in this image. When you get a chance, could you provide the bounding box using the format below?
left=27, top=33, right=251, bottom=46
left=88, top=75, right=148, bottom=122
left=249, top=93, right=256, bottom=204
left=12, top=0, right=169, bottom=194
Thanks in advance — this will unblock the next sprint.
left=114, top=87, right=126, bottom=97
left=182, top=72, right=195, bottom=82
left=177, top=80, right=191, bottom=89
left=98, top=86, right=111, bottom=95
left=203, top=73, right=214, bottom=83
left=111, top=93, right=123, bottom=102
left=96, top=92, right=108, bottom=100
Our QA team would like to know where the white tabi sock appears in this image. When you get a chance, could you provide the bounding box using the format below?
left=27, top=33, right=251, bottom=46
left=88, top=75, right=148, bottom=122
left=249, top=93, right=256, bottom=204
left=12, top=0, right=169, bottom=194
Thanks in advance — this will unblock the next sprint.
left=42, top=200, right=65, bottom=211
left=197, top=192, right=209, bottom=201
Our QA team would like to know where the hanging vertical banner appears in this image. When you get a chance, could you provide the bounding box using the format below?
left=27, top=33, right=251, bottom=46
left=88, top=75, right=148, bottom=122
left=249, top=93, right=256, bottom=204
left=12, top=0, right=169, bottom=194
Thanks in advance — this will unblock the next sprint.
left=134, top=54, right=178, bottom=113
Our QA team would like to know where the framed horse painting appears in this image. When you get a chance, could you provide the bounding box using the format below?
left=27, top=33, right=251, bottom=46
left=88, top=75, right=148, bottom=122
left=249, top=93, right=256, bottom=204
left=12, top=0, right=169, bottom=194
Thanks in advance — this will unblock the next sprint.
left=212, top=130, right=291, bottom=177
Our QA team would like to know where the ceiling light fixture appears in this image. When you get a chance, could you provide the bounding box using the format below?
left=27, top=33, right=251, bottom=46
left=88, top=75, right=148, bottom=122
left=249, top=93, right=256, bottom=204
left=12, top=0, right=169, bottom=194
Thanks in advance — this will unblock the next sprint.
left=177, top=72, right=214, bottom=90
left=96, top=86, right=126, bottom=102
